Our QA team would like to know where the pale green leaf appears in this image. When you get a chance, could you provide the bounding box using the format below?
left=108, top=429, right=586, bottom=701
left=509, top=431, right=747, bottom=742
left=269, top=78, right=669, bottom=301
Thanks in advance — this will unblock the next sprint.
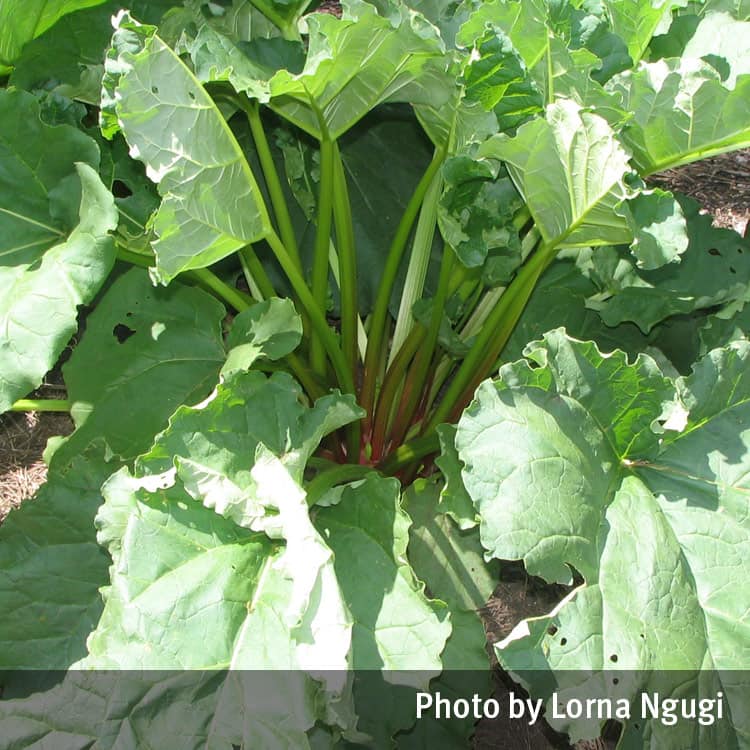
left=267, top=0, right=445, bottom=139
left=51, top=268, right=226, bottom=466
left=0, top=88, right=116, bottom=412
left=0, top=0, right=107, bottom=66
left=0, top=449, right=112, bottom=670
left=455, top=330, right=750, bottom=744
left=101, top=12, right=272, bottom=283
left=478, top=99, right=633, bottom=250
left=610, top=55, right=750, bottom=174
left=222, top=297, right=303, bottom=376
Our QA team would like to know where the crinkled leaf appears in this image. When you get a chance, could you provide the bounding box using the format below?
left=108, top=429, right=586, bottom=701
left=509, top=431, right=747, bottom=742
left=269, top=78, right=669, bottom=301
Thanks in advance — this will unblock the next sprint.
left=136, top=369, right=363, bottom=521
left=0, top=88, right=116, bottom=412
left=459, top=24, right=543, bottom=133
left=182, top=23, right=305, bottom=101
left=455, top=330, right=750, bottom=743
left=0, top=161, right=116, bottom=413
left=479, top=100, right=633, bottom=250
left=0, top=448, right=112, bottom=670
left=266, top=0, right=445, bottom=139
left=313, top=474, right=451, bottom=745
left=602, top=0, right=688, bottom=64
left=610, top=53, right=750, bottom=175
left=0, top=0, right=107, bottom=66
left=101, top=12, right=272, bottom=284
left=52, top=268, right=226, bottom=466
left=435, top=424, right=478, bottom=529
left=403, top=479, right=498, bottom=612
left=314, top=474, right=451, bottom=678
left=438, top=154, right=523, bottom=270
left=397, top=479, right=495, bottom=750
left=585, top=195, right=750, bottom=332
left=222, top=297, right=303, bottom=376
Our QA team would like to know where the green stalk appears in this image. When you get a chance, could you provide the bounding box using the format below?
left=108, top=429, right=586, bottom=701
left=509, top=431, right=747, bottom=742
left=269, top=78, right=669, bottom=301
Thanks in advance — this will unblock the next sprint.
left=331, top=141, right=358, bottom=377
left=243, top=101, right=301, bottom=271
left=310, top=137, right=336, bottom=376
left=239, top=244, right=277, bottom=300
left=190, top=267, right=253, bottom=313
left=388, top=166, right=443, bottom=367
left=387, top=246, right=454, bottom=449
left=360, top=147, right=446, bottom=418
left=424, top=242, right=555, bottom=434
left=328, top=238, right=368, bottom=360
left=369, top=323, right=424, bottom=460
left=306, top=464, right=373, bottom=505
left=11, top=399, right=70, bottom=412
left=266, top=230, right=355, bottom=397
left=376, top=433, right=439, bottom=475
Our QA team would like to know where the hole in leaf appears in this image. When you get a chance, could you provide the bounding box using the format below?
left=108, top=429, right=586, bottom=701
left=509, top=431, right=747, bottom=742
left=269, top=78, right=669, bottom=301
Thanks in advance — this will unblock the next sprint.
left=730, top=266, right=737, bottom=274
left=188, top=91, right=196, bottom=100
left=613, top=677, right=619, bottom=685
left=125, top=311, right=133, bottom=317
left=113, top=323, right=136, bottom=344
left=738, top=247, right=744, bottom=254
left=560, top=637, right=567, bottom=646
left=151, top=86, right=159, bottom=94
left=112, top=179, right=133, bottom=198
left=640, top=633, right=645, bottom=639
left=547, top=625, right=558, bottom=636
left=708, top=248, right=721, bottom=256
left=610, top=654, right=618, bottom=663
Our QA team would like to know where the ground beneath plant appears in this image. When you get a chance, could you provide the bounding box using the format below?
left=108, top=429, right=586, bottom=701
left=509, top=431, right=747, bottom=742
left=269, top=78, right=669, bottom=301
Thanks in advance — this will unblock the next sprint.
left=1, top=149, right=748, bottom=748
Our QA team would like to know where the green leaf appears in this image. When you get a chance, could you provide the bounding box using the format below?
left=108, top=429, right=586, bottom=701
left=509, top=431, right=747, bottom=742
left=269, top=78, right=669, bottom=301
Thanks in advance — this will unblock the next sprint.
left=455, top=330, right=750, bottom=743
left=222, top=297, right=303, bottom=375
left=0, top=0, right=107, bottom=66
left=51, top=268, right=226, bottom=466
left=101, top=12, right=272, bottom=284
left=0, top=89, right=116, bottom=412
left=0, top=448, right=112, bottom=669
left=435, top=424, right=479, bottom=529
left=135, top=369, right=363, bottom=518
left=8, top=0, right=179, bottom=104
left=398, top=479, right=496, bottom=750
left=266, top=0, right=445, bottom=139
left=600, top=0, right=688, bottom=64
left=585, top=196, right=750, bottom=332
left=610, top=53, right=750, bottom=174
left=314, top=474, right=451, bottom=677
left=438, top=155, right=523, bottom=270
left=478, top=99, right=633, bottom=250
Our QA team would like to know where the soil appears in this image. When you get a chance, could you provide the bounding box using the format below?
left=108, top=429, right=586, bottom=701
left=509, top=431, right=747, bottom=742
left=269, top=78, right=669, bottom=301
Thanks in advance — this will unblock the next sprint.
left=0, top=148, right=747, bottom=747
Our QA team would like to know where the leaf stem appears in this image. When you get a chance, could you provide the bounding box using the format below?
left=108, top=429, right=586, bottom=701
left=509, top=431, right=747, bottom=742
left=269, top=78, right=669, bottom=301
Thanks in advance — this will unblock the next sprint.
left=389, top=165, right=443, bottom=366
left=425, top=241, right=555, bottom=433
left=266, top=230, right=355, bottom=397
left=306, top=464, right=372, bottom=505
left=387, top=245, right=455, bottom=449
left=310, top=137, right=336, bottom=375
left=360, top=146, right=446, bottom=418
left=376, top=433, right=439, bottom=475
left=243, top=101, right=302, bottom=271
left=331, top=142, right=358, bottom=375
left=11, top=399, right=70, bottom=413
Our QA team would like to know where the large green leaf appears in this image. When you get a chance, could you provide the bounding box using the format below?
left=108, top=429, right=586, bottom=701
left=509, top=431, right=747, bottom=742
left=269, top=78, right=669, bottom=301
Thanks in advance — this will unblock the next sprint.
left=454, top=329, right=750, bottom=744
left=610, top=48, right=750, bottom=174
left=583, top=196, right=750, bottom=332
left=313, top=474, right=452, bottom=745
left=135, top=369, right=362, bottom=519
left=478, top=99, right=633, bottom=250
left=101, top=12, right=273, bottom=284
left=8, top=0, right=180, bottom=104
left=0, top=0, right=107, bottom=66
left=0, top=89, right=116, bottom=413
left=266, top=0, right=445, bottom=139
left=51, top=269, right=226, bottom=467
left=0, top=449, right=112, bottom=670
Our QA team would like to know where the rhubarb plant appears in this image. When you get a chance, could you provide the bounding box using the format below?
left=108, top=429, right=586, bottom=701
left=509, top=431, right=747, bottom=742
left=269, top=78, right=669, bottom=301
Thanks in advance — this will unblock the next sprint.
left=1, top=0, right=750, bottom=747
